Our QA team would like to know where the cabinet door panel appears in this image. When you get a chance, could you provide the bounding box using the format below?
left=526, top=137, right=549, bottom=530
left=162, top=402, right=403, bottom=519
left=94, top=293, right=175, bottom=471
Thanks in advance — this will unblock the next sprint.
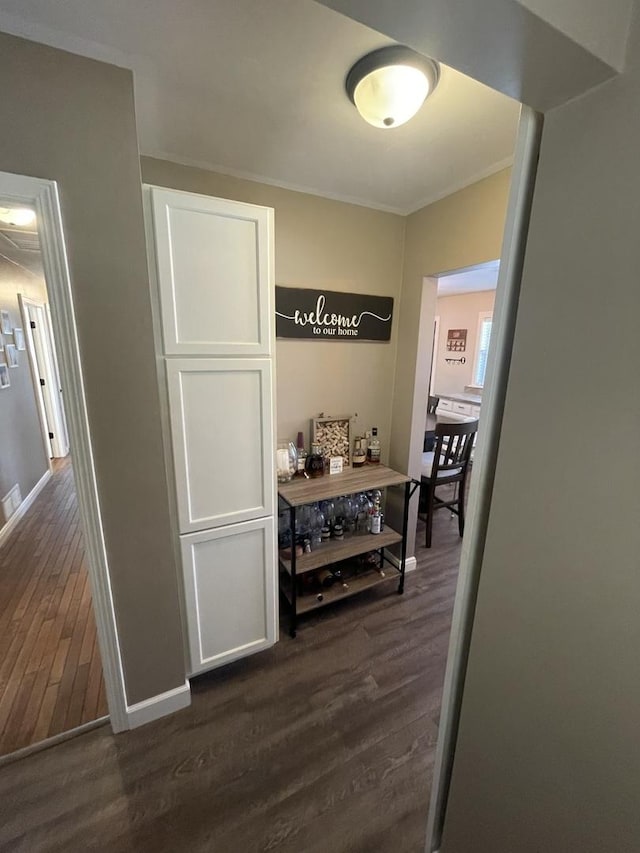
left=181, top=519, right=276, bottom=674
left=149, top=187, right=273, bottom=356
left=167, top=359, right=274, bottom=533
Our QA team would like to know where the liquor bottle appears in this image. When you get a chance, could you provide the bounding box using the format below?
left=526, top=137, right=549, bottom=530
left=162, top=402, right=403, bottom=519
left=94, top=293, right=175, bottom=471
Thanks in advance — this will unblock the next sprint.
left=295, top=431, right=308, bottom=476
left=367, top=427, right=381, bottom=464
left=370, top=497, right=382, bottom=534
left=305, top=443, right=325, bottom=478
left=352, top=437, right=366, bottom=467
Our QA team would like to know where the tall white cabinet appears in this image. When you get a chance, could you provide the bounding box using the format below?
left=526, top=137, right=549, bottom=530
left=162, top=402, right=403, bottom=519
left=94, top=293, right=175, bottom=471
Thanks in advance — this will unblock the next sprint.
left=145, top=186, right=277, bottom=676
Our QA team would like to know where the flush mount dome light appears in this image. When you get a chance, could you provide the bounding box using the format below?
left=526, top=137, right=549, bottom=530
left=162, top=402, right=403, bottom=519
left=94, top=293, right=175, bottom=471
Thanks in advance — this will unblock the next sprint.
left=346, top=45, right=440, bottom=129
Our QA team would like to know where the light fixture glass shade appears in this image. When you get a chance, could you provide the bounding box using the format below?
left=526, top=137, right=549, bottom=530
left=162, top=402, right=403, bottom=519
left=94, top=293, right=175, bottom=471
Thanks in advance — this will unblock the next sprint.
left=346, top=45, right=440, bottom=130
left=354, top=64, right=431, bottom=129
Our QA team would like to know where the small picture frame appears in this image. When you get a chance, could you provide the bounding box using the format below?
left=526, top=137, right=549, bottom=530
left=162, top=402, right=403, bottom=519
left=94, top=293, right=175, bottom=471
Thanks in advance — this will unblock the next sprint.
left=0, top=332, right=4, bottom=351
left=329, top=456, right=344, bottom=475
left=0, top=310, right=11, bottom=335
left=5, top=344, right=18, bottom=368
left=0, top=363, right=9, bottom=388
left=13, top=328, right=25, bottom=351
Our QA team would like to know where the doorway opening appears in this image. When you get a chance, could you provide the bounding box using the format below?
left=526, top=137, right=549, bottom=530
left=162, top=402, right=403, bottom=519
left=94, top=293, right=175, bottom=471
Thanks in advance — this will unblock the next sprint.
left=0, top=171, right=129, bottom=758
left=417, top=259, right=499, bottom=552
left=0, top=198, right=109, bottom=757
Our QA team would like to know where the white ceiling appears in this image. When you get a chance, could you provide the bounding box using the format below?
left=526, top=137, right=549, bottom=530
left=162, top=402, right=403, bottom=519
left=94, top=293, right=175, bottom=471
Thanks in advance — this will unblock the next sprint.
left=0, top=0, right=520, bottom=214
left=0, top=202, right=42, bottom=278
left=437, top=260, right=500, bottom=296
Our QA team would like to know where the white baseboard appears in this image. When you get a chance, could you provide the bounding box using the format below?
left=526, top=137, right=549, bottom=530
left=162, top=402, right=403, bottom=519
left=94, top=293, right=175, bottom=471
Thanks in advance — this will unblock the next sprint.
left=387, top=553, right=418, bottom=573
left=125, top=680, right=191, bottom=729
left=0, top=468, right=51, bottom=549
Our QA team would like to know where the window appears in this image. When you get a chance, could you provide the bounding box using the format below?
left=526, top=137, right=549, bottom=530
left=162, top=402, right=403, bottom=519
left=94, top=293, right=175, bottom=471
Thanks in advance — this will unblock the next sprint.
left=473, top=312, right=493, bottom=387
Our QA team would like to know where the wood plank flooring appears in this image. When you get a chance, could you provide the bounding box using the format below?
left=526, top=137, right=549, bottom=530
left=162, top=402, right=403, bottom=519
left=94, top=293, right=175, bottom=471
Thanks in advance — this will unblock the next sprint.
left=0, top=496, right=464, bottom=853
left=0, top=457, right=107, bottom=757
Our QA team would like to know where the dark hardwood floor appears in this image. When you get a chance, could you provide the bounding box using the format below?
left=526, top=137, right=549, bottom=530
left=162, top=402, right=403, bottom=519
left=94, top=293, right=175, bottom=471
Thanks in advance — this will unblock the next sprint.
left=0, top=498, right=464, bottom=853
left=0, top=457, right=107, bottom=757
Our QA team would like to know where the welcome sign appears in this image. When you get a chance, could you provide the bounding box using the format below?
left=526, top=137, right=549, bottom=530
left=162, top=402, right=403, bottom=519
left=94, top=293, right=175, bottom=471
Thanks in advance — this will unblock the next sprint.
left=275, top=286, right=393, bottom=341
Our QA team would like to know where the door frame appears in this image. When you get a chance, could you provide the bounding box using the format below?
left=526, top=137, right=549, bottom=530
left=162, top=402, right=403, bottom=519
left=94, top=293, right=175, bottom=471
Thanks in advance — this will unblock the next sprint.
left=0, top=170, right=128, bottom=732
left=425, top=106, right=543, bottom=851
left=19, top=294, right=69, bottom=459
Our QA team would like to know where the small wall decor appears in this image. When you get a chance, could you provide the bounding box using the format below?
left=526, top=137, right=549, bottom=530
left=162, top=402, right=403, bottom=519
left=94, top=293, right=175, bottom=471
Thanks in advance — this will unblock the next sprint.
left=312, top=415, right=352, bottom=466
left=0, top=310, right=11, bottom=335
left=0, top=363, right=9, bottom=388
left=0, top=332, right=4, bottom=351
left=445, top=356, right=466, bottom=365
left=13, top=328, right=25, bottom=351
left=5, top=344, right=18, bottom=368
left=446, top=328, right=467, bottom=352
left=276, top=286, right=393, bottom=341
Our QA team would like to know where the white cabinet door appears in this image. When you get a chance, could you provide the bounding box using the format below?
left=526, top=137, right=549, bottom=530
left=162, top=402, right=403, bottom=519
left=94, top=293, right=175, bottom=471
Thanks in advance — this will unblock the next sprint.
left=181, top=518, right=276, bottom=675
left=167, top=358, right=274, bottom=534
left=148, top=187, right=273, bottom=356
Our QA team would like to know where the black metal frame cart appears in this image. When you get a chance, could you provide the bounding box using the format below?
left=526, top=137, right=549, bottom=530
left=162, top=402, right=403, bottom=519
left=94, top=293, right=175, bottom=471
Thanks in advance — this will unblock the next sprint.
left=277, top=465, right=420, bottom=637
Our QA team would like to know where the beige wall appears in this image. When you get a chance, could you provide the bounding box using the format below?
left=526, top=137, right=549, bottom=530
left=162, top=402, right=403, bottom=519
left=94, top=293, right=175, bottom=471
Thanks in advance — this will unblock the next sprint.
left=0, top=33, right=185, bottom=706
left=0, top=260, right=49, bottom=507
left=389, top=170, right=512, bottom=556
left=141, top=157, right=405, bottom=460
left=433, top=290, right=496, bottom=396
left=441, top=12, right=640, bottom=853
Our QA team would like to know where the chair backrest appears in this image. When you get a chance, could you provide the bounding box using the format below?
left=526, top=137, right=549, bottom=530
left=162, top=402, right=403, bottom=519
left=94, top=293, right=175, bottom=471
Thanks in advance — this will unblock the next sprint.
left=427, top=395, right=440, bottom=414
left=432, top=419, right=478, bottom=479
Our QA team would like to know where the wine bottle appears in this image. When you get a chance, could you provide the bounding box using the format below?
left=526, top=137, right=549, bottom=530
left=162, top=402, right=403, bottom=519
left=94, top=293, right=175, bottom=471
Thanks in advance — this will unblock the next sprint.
left=318, top=568, right=337, bottom=587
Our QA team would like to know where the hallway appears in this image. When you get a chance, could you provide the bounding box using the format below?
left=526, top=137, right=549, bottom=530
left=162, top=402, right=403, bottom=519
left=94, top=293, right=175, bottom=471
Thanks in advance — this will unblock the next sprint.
left=0, top=457, right=107, bottom=756
left=0, top=507, right=462, bottom=851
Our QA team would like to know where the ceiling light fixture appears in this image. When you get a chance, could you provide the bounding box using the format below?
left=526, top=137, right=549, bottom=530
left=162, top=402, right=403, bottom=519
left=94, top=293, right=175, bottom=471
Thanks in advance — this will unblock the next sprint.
left=346, top=45, right=440, bottom=130
left=0, top=207, right=36, bottom=227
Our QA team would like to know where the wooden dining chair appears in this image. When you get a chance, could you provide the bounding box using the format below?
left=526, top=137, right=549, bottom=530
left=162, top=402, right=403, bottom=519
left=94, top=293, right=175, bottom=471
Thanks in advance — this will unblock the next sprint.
left=419, top=419, right=478, bottom=548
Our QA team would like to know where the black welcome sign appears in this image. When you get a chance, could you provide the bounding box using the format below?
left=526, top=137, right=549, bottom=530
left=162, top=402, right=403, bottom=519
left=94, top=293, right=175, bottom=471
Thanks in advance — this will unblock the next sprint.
left=276, top=286, right=393, bottom=341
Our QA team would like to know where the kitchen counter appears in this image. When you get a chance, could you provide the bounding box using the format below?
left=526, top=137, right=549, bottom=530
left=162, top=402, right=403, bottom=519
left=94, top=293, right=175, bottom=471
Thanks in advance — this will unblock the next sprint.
left=435, top=391, right=482, bottom=406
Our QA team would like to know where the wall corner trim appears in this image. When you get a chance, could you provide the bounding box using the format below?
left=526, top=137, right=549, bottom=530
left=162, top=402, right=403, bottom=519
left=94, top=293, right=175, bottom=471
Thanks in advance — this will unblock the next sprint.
left=125, top=681, right=191, bottom=729
left=0, top=468, right=51, bottom=549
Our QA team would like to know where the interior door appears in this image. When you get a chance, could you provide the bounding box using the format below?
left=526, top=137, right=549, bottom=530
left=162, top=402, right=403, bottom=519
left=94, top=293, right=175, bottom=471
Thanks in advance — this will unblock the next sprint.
left=20, top=296, right=69, bottom=458
left=149, top=187, right=273, bottom=357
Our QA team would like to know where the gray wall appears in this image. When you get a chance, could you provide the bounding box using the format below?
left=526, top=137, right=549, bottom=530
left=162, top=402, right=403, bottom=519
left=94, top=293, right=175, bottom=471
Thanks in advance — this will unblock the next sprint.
left=0, top=259, right=49, bottom=507
left=0, top=33, right=185, bottom=705
left=440, top=11, right=640, bottom=853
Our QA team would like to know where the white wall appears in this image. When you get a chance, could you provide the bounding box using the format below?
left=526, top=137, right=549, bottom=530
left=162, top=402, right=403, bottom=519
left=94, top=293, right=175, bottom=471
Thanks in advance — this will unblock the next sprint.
left=432, top=290, right=496, bottom=396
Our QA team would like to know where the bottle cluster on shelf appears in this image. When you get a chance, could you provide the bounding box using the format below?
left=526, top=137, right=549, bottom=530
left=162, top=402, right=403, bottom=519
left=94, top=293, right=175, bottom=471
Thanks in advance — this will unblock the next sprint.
left=276, top=425, right=382, bottom=482
left=278, top=490, right=384, bottom=556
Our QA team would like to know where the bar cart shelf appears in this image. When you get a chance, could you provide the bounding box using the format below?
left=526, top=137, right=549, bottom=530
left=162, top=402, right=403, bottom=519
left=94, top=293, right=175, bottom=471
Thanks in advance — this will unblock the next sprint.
left=277, top=465, right=419, bottom=636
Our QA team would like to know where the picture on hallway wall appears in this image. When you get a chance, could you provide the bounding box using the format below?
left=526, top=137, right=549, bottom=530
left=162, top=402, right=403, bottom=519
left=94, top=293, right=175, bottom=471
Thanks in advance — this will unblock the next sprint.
left=0, top=333, right=3, bottom=351
left=446, top=328, right=467, bottom=352
left=5, top=344, right=18, bottom=368
left=0, top=363, right=9, bottom=388
left=13, top=328, right=25, bottom=351
left=0, top=310, right=11, bottom=335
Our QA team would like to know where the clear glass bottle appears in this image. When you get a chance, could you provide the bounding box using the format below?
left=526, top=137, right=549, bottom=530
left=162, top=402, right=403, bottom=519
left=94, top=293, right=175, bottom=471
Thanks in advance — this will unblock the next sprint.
left=352, top=436, right=366, bottom=467
left=276, top=439, right=297, bottom=483
left=295, top=431, right=308, bottom=476
left=368, top=427, right=381, bottom=464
